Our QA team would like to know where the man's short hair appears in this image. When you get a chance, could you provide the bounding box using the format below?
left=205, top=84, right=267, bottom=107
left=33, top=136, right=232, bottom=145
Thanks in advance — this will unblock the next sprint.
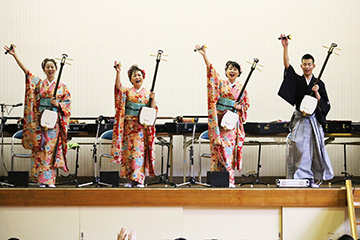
left=301, top=54, right=315, bottom=63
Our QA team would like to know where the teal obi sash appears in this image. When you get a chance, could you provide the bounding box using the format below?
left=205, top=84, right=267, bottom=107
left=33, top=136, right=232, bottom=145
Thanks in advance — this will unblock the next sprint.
left=125, top=101, right=146, bottom=116
left=39, top=98, right=52, bottom=112
left=39, top=98, right=58, bottom=112
left=216, top=97, right=235, bottom=112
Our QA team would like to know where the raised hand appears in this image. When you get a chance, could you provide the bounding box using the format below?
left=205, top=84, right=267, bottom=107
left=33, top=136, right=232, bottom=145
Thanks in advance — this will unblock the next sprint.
left=195, top=43, right=210, bottom=69
left=114, top=60, right=122, bottom=72
left=4, top=44, right=16, bottom=56
left=279, top=34, right=289, bottom=48
left=128, top=229, right=136, bottom=240
left=194, top=44, right=206, bottom=56
left=117, top=227, right=127, bottom=240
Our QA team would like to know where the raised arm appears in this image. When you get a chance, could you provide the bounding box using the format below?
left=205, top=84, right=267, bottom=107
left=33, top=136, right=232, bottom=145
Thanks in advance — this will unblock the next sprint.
left=114, top=60, right=122, bottom=90
left=195, top=44, right=210, bottom=69
left=280, top=34, right=290, bottom=69
left=4, top=44, right=29, bottom=74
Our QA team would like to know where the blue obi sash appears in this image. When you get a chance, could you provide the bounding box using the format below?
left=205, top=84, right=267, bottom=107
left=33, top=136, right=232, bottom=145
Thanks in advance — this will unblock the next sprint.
left=39, top=98, right=52, bottom=112
left=125, top=101, right=146, bottom=116
left=216, top=97, right=235, bottom=112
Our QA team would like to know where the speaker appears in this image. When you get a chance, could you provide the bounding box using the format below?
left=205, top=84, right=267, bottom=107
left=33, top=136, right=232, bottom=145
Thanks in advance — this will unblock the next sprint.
left=206, top=171, right=229, bottom=187
left=100, top=171, right=119, bottom=187
left=8, top=171, right=29, bottom=187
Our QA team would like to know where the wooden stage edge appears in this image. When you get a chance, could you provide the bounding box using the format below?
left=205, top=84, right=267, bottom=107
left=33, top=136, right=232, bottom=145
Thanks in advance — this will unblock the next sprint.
left=0, top=187, right=349, bottom=208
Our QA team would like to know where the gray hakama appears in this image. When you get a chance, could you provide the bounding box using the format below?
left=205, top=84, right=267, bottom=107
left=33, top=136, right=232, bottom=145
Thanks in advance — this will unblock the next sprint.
left=286, top=110, right=334, bottom=180
left=278, top=65, right=333, bottom=181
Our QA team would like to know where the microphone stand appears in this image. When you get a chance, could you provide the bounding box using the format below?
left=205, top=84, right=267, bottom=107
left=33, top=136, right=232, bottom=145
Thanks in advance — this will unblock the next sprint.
left=146, top=137, right=176, bottom=187
left=0, top=103, right=22, bottom=187
left=239, top=141, right=269, bottom=187
left=177, top=118, right=211, bottom=187
left=77, top=115, right=113, bottom=188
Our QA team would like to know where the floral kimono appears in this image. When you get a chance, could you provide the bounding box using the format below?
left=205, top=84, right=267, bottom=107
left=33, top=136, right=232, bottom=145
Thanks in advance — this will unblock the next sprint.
left=111, top=85, right=157, bottom=184
left=207, top=64, right=250, bottom=186
left=22, top=71, right=71, bottom=185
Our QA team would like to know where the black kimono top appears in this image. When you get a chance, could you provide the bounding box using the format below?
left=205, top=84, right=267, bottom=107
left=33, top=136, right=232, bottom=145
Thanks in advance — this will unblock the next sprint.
left=278, top=65, right=330, bottom=125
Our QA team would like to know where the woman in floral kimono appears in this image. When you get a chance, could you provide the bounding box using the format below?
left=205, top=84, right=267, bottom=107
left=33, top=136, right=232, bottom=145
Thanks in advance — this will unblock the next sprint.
left=4, top=44, right=71, bottom=187
left=195, top=44, right=250, bottom=187
left=111, top=62, right=157, bottom=188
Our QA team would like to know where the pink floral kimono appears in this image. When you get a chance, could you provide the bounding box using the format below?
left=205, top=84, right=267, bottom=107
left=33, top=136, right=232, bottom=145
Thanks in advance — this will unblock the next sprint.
left=22, top=71, right=71, bottom=185
left=110, top=85, right=157, bottom=184
left=207, top=64, right=250, bottom=186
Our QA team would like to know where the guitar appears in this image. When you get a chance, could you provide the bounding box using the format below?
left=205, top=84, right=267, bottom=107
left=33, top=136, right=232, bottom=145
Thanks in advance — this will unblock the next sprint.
left=40, top=54, right=68, bottom=129
left=138, top=50, right=164, bottom=126
left=299, top=43, right=337, bottom=115
left=219, top=58, right=259, bottom=131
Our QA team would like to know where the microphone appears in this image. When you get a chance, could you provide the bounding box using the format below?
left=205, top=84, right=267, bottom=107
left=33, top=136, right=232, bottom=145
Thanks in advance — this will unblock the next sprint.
left=5, top=44, right=15, bottom=54
left=278, top=34, right=291, bottom=40
left=194, top=45, right=207, bottom=52
left=12, top=103, right=22, bottom=107
left=97, top=115, right=104, bottom=124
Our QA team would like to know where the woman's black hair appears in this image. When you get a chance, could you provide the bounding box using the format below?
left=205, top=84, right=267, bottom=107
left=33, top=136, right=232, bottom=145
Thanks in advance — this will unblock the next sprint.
left=225, top=61, right=241, bottom=77
left=41, top=58, right=57, bottom=70
left=127, top=65, right=145, bottom=84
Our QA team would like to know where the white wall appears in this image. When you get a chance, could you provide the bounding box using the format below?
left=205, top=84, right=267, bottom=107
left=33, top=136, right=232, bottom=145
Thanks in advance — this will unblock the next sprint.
left=1, top=206, right=355, bottom=240
left=1, top=0, right=360, bottom=178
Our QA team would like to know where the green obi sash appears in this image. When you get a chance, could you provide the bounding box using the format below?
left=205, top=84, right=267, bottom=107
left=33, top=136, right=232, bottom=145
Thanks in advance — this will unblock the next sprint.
left=216, top=97, right=235, bottom=112
left=39, top=98, right=58, bottom=112
left=125, top=101, right=146, bottom=116
left=39, top=98, right=52, bottom=112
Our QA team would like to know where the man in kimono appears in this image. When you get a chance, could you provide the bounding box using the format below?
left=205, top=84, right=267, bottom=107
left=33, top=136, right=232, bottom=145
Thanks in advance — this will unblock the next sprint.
left=278, top=34, right=334, bottom=187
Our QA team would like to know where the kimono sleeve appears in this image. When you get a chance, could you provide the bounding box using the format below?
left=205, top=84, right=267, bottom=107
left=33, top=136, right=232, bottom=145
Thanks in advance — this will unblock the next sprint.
left=278, top=65, right=298, bottom=106
left=57, top=83, right=71, bottom=117
left=237, top=89, right=250, bottom=124
left=22, top=71, right=42, bottom=150
left=207, top=64, right=221, bottom=101
left=315, top=80, right=331, bottom=125
left=110, top=85, right=127, bottom=164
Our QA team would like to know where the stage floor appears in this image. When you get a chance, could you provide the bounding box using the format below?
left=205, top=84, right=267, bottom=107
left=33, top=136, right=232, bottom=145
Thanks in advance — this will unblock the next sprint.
left=1, top=175, right=359, bottom=208
left=0, top=183, right=353, bottom=208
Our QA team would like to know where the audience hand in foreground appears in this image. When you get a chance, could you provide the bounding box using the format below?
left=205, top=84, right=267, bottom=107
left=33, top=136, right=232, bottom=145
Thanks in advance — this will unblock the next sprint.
left=117, top=227, right=136, bottom=240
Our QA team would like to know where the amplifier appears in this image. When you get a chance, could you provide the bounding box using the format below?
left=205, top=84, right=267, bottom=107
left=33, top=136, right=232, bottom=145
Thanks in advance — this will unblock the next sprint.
left=207, top=171, right=229, bottom=187
left=100, top=171, right=119, bottom=187
left=276, top=179, right=310, bottom=188
left=8, top=171, right=29, bottom=187
left=244, top=122, right=289, bottom=135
